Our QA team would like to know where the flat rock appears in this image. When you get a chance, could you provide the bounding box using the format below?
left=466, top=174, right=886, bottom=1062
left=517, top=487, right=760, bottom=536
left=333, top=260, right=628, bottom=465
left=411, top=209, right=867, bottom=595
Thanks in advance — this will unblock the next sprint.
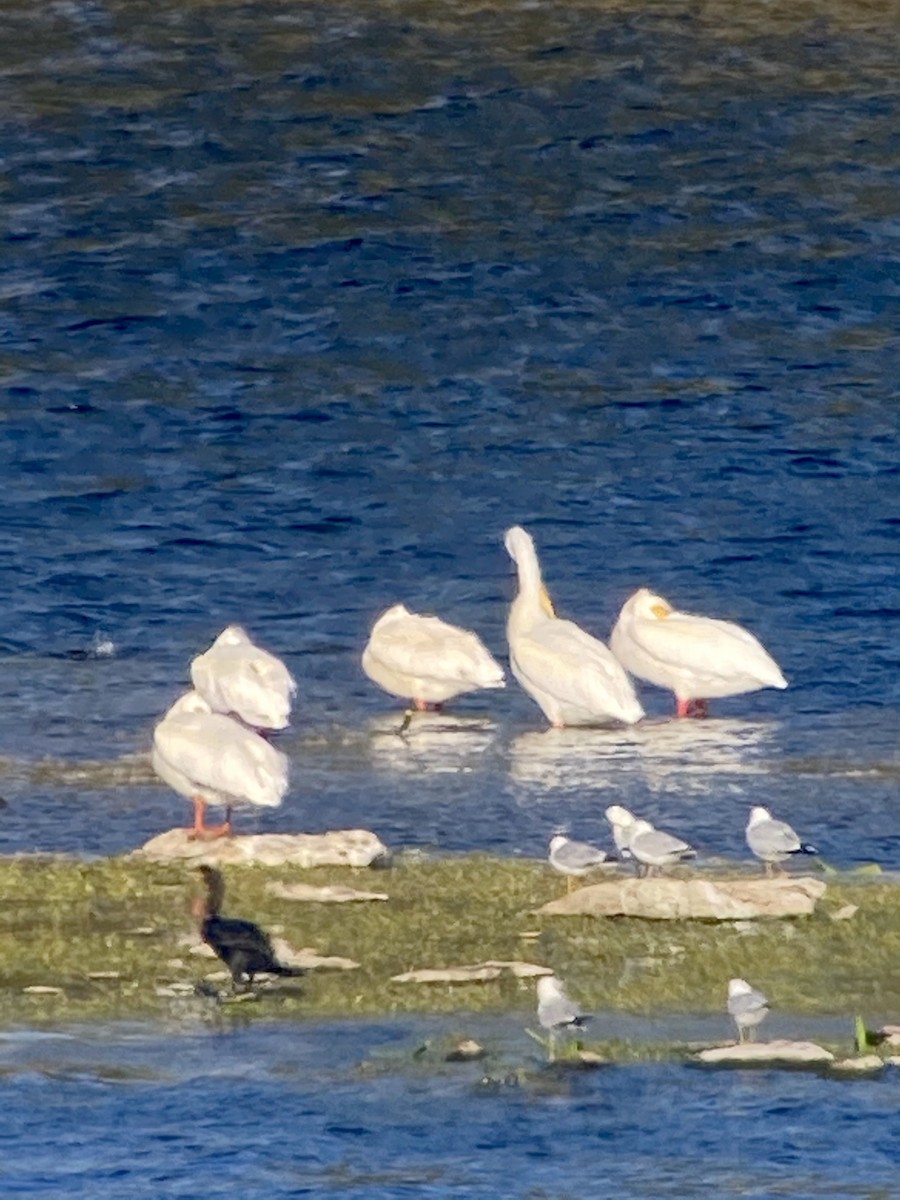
left=539, top=876, right=826, bottom=920
left=697, top=1040, right=834, bottom=1066
left=265, top=881, right=389, bottom=903
left=269, top=938, right=360, bottom=972
left=391, top=961, right=554, bottom=985
left=133, top=829, right=391, bottom=868
left=830, top=1055, right=884, bottom=1073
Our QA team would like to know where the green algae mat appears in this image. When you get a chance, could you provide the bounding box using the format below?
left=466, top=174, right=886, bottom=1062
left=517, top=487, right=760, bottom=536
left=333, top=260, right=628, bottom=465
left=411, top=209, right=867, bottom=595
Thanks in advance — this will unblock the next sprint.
left=0, top=855, right=896, bottom=1028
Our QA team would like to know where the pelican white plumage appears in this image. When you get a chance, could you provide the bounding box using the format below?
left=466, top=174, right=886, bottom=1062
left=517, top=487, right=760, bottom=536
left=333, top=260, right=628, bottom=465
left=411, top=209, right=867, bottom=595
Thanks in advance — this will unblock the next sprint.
left=152, top=690, right=289, bottom=839
left=610, top=588, right=787, bottom=718
left=191, top=625, right=296, bottom=731
left=504, top=526, right=644, bottom=728
left=361, top=603, right=505, bottom=710
left=745, top=806, right=817, bottom=875
left=727, top=978, right=769, bottom=1043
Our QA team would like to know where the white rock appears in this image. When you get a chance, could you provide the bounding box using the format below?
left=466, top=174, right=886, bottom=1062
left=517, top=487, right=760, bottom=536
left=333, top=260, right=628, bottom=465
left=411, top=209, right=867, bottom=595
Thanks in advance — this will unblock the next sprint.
left=539, top=876, right=825, bottom=920
left=134, top=828, right=391, bottom=868
left=697, top=1040, right=834, bottom=1066
left=269, top=939, right=360, bottom=971
left=831, top=1055, right=884, bottom=1073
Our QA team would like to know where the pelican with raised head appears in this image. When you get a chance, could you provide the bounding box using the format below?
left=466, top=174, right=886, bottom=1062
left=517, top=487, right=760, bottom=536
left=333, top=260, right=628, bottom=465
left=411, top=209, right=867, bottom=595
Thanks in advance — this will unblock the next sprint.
left=504, top=526, right=644, bottom=728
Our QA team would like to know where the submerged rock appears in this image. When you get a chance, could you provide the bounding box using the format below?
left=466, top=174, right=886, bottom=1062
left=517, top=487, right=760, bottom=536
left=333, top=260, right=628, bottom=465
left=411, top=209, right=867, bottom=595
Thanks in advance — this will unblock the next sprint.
left=134, top=828, right=391, bottom=868
left=539, top=876, right=825, bottom=920
left=696, top=1040, right=835, bottom=1066
left=830, top=1055, right=884, bottom=1073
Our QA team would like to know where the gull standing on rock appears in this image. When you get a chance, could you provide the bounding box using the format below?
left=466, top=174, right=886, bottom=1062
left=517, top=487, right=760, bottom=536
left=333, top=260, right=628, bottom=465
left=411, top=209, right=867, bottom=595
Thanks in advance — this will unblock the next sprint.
left=746, top=806, right=818, bottom=875
left=628, top=818, right=696, bottom=877
left=152, top=691, right=289, bottom=839
left=361, top=603, right=505, bottom=711
left=548, top=834, right=612, bottom=892
left=504, top=526, right=644, bottom=728
left=536, top=974, right=590, bottom=1061
left=610, top=587, right=787, bottom=718
left=727, top=977, right=769, bottom=1043
left=191, top=625, right=297, bottom=731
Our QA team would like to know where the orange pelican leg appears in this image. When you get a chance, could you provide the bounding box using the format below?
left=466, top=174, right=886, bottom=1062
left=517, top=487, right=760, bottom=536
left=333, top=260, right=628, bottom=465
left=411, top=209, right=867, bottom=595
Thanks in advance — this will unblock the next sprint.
left=676, top=698, right=709, bottom=719
left=188, top=796, right=232, bottom=840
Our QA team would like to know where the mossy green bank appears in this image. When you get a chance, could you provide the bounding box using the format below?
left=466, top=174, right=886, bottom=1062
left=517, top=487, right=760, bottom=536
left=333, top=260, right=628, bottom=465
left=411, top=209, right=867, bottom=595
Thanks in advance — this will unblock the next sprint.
left=0, top=855, right=897, bottom=1029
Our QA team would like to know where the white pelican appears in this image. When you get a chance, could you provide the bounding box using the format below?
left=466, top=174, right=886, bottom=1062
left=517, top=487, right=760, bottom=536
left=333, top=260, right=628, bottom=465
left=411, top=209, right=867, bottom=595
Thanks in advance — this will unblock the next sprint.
left=152, top=691, right=289, bottom=839
left=745, top=806, right=817, bottom=875
left=361, top=603, right=505, bottom=711
left=190, top=625, right=296, bottom=731
left=504, top=526, right=644, bottom=728
left=727, top=978, right=769, bottom=1043
left=548, top=834, right=612, bottom=891
left=610, top=587, right=787, bottom=718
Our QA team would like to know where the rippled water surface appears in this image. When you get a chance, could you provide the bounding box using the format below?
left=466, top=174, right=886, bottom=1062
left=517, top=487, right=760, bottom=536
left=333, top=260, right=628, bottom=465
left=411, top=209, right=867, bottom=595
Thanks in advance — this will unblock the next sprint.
left=2, top=1019, right=899, bottom=1199
left=1, top=1, right=899, bottom=1188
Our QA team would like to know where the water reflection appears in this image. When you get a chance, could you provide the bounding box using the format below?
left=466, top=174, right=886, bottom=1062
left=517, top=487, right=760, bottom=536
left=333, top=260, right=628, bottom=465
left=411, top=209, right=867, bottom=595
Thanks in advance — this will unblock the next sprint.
left=508, top=725, right=642, bottom=792
left=508, top=718, right=773, bottom=795
left=630, top=717, right=774, bottom=793
left=366, top=712, right=500, bottom=776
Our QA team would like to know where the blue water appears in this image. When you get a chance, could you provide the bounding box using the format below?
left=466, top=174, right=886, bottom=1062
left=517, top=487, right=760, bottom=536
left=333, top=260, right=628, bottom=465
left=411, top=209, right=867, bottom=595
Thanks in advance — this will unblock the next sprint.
left=1, top=0, right=900, bottom=1192
left=2, top=1020, right=899, bottom=1200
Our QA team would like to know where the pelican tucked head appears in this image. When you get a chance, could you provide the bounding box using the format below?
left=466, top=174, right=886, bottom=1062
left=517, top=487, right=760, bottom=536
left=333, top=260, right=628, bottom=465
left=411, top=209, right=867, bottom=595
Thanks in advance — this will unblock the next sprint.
left=165, top=690, right=213, bottom=719
left=628, top=587, right=673, bottom=620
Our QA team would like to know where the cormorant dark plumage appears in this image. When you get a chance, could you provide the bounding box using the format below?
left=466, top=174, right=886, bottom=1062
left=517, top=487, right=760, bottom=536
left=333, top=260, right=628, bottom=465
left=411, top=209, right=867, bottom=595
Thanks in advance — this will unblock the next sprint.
left=195, top=865, right=304, bottom=992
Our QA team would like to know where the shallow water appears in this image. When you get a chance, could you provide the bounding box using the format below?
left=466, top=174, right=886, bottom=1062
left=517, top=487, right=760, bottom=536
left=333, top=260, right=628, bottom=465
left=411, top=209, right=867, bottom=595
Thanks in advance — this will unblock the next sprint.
left=0, top=0, right=898, bottom=868
left=1, top=1018, right=898, bottom=1199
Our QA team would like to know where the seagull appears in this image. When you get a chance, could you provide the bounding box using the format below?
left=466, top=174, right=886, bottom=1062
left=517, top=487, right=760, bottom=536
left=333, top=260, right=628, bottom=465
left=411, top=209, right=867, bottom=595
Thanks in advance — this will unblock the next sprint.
left=195, top=865, right=305, bottom=993
left=610, top=587, right=787, bottom=718
left=628, top=818, right=696, bottom=877
left=361, top=603, right=505, bottom=711
left=727, top=977, right=769, bottom=1043
left=504, top=526, right=644, bottom=728
left=152, top=690, right=289, bottom=839
left=548, top=834, right=613, bottom=892
left=746, top=806, right=818, bottom=875
left=191, top=625, right=296, bottom=731
left=536, top=974, right=590, bottom=1061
